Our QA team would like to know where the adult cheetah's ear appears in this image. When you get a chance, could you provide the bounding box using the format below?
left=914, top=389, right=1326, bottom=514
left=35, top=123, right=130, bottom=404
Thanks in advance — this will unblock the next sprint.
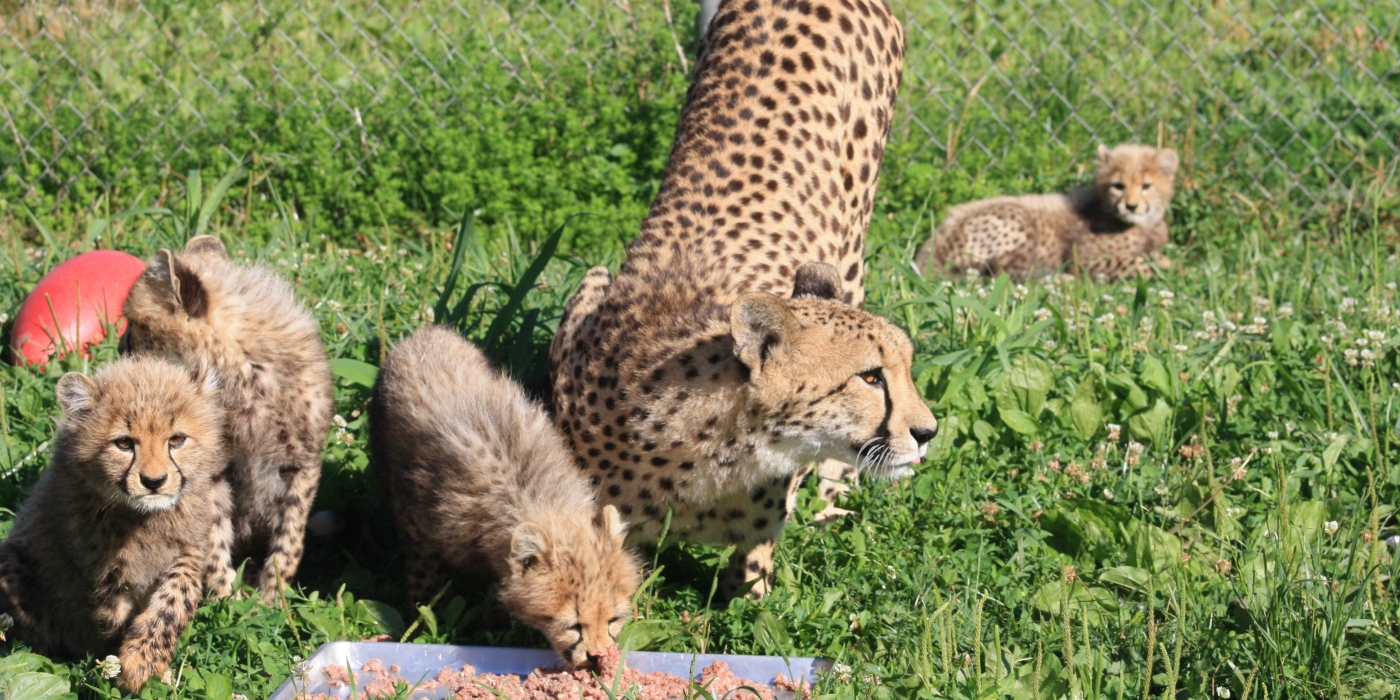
left=56, top=372, right=98, bottom=417
left=510, top=523, right=552, bottom=574
left=595, top=505, right=627, bottom=544
left=731, top=293, right=797, bottom=376
left=1156, top=149, right=1179, bottom=180
left=791, top=262, right=841, bottom=301
left=184, top=235, right=228, bottom=261
left=145, top=249, right=210, bottom=320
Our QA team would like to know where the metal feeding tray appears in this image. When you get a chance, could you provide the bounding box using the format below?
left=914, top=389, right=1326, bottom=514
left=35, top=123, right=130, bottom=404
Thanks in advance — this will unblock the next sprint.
left=266, top=642, right=832, bottom=699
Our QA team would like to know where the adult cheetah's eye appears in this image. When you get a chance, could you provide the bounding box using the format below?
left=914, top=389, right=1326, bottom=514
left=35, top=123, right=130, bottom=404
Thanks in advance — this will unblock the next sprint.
left=858, top=368, right=884, bottom=386
left=169, top=435, right=187, bottom=449
left=1142, top=182, right=1152, bottom=190
left=113, top=437, right=135, bottom=451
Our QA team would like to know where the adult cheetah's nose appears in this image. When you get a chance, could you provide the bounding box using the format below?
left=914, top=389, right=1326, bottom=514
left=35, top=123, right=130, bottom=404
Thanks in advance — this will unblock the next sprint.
left=910, top=426, right=937, bottom=446
left=139, top=473, right=168, bottom=491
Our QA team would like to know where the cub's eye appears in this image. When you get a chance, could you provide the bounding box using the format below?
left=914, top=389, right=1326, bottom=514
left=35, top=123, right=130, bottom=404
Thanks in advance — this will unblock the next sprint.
left=168, top=435, right=187, bottom=448
left=608, top=616, right=624, bottom=626
left=568, top=623, right=583, bottom=635
left=858, top=369, right=884, bottom=386
left=1110, top=183, right=1125, bottom=192
left=113, top=437, right=135, bottom=451
left=1142, top=182, right=1152, bottom=190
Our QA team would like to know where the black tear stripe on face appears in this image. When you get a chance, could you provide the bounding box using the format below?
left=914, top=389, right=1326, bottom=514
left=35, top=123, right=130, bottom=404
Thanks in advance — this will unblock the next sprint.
left=807, top=379, right=849, bottom=407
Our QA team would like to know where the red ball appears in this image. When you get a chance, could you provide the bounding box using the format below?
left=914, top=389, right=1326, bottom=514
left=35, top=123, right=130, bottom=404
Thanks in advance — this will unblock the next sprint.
left=11, top=250, right=147, bottom=367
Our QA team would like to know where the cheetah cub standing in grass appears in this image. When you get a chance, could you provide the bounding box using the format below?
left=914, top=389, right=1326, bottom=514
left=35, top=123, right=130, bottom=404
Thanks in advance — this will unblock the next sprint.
left=370, top=327, right=641, bottom=666
left=121, top=235, right=333, bottom=599
left=0, top=358, right=226, bottom=692
left=915, top=144, right=1179, bottom=280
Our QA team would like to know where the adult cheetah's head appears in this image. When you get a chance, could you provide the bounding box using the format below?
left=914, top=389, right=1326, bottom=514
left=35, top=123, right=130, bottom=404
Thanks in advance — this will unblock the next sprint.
left=1095, top=144, right=1178, bottom=227
left=730, top=263, right=938, bottom=479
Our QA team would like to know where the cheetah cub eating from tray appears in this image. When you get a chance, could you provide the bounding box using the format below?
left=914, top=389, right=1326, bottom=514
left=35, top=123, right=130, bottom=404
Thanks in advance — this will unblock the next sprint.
left=915, top=144, right=1178, bottom=280
left=370, top=327, right=641, bottom=666
left=0, top=358, right=226, bottom=692
left=121, top=235, right=333, bottom=599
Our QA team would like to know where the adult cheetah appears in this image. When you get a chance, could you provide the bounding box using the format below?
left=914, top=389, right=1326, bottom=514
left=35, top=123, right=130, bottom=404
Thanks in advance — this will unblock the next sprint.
left=551, top=0, right=935, bottom=598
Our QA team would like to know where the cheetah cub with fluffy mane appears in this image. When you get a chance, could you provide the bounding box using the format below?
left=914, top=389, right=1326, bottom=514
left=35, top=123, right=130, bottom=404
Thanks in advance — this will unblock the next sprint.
left=915, top=144, right=1178, bottom=280
left=0, top=358, right=226, bottom=692
left=121, top=235, right=333, bottom=599
left=370, top=327, right=641, bottom=666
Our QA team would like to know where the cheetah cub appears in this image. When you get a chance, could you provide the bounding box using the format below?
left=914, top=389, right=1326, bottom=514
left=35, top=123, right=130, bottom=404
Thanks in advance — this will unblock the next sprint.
left=371, top=327, right=641, bottom=666
left=0, top=358, right=226, bottom=692
left=915, top=144, right=1179, bottom=280
left=121, top=235, right=333, bottom=598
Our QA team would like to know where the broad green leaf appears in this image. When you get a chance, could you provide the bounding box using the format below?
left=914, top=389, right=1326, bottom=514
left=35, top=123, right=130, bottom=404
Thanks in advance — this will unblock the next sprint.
left=330, top=358, right=380, bottom=389
left=1122, top=518, right=1184, bottom=573
left=203, top=672, right=233, bottom=700
left=356, top=599, right=406, bottom=638
left=752, top=610, right=792, bottom=656
left=1029, top=582, right=1119, bottom=624
left=3, top=672, right=69, bottom=700
left=994, top=354, right=1054, bottom=418
left=1139, top=355, right=1172, bottom=396
left=1107, top=372, right=1149, bottom=410
left=1069, top=375, right=1104, bottom=440
left=617, top=619, right=678, bottom=651
left=1213, top=363, right=1241, bottom=402
left=1127, top=398, right=1173, bottom=446
left=1098, top=566, right=1151, bottom=592
left=1039, top=500, right=1130, bottom=562
left=1322, top=433, right=1349, bottom=471
left=298, top=607, right=343, bottom=640
left=972, top=419, right=996, bottom=444
left=997, top=407, right=1039, bottom=435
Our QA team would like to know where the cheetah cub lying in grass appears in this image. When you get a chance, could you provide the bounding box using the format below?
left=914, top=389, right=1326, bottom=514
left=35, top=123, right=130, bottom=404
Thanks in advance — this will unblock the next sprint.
left=370, top=327, right=641, bottom=666
left=0, top=358, right=226, bottom=692
left=915, top=144, right=1178, bottom=280
left=121, top=235, right=333, bottom=599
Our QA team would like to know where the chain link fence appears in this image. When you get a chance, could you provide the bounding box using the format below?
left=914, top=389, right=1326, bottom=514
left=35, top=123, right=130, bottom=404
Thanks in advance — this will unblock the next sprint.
left=2, top=0, right=1398, bottom=223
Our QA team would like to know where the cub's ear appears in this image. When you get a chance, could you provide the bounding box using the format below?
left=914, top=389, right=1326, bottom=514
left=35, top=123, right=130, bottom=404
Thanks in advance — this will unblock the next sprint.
left=188, top=360, right=220, bottom=394
left=144, top=249, right=210, bottom=320
left=1156, top=149, right=1179, bottom=179
left=1097, top=144, right=1112, bottom=162
left=595, top=504, right=627, bottom=544
left=56, top=372, right=98, bottom=417
left=184, top=235, right=228, bottom=261
left=791, top=262, right=841, bottom=301
left=731, top=293, right=797, bottom=375
left=510, top=523, right=552, bottom=574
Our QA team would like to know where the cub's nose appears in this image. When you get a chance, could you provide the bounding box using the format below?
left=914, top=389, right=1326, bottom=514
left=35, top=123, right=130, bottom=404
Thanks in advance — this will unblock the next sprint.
left=1125, top=202, right=1139, bottom=212
left=139, top=473, right=168, bottom=491
left=910, top=426, right=937, bottom=446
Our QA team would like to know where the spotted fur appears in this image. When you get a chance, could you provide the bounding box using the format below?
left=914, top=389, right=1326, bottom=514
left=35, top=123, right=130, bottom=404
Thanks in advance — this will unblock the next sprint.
left=120, top=235, right=333, bottom=599
left=551, top=0, right=936, bottom=599
left=0, top=358, right=226, bottom=692
left=915, top=144, right=1179, bottom=280
left=371, top=327, right=641, bottom=665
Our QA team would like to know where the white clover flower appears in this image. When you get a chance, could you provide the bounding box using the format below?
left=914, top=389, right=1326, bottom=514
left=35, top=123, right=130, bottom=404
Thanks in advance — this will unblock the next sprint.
left=1366, top=329, right=1385, bottom=342
left=234, top=694, right=249, bottom=700
left=1154, top=481, right=1170, bottom=496
left=1105, top=424, right=1122, bottom=442
left=1324, top=521, right=1340, bottom=535
left=1158, top=289, right=1175, bottom=307
left=332, top=414, right=347, bottom=429
left=0, top=313, right=8, bottom=325
left=1356, top=337, right=1369, bottom=347
left=98, top=655, right=122, bottom=679
left=1173, top=343, right=1188, bottom=354
left=1230, top=457, right=1247, bottom=481
left=1103, top=488, right=1114, bottom=500
left=1095, top=313, right=1116, bottom=327
left=1252, top=296, right=1273, bottom=312
left=1042, top=340, right=1057, bottom=352
left=1034, top=307, right=1054, bottom=321
left=1102, top=294, right=1115, bottom=302
left=1217, top=686, right=1232, bottom=698
left=1267, top=431, right=1279, bottom=440
left=1341, top=297, right=1358, bottom=314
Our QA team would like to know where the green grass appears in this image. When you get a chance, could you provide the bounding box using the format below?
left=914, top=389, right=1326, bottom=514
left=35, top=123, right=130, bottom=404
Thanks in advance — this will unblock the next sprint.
left=3, top=1, right=1400, bottom=697
left=0, top=155, right=1399, bottom=700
